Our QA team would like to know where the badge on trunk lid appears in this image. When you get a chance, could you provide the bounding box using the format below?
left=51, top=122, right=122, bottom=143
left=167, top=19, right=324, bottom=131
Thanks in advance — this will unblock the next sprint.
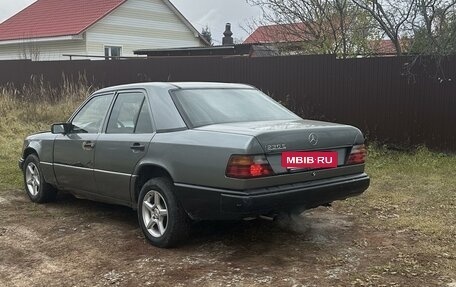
left=266, top=144, right=287, bottom=152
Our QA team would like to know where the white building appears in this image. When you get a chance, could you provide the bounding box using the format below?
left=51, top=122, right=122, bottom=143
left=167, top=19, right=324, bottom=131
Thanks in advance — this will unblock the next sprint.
left=0, top=0, right=208, bottom=61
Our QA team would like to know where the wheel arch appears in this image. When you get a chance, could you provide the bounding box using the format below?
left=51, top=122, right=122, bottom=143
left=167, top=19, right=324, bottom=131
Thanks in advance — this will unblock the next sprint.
left=22, top=142, right=58, bottom=188
left=23, top=147, right=39, bottom=161
left=131, top=163, right=174, bottom=207
left=22, top=138, right=44, bottom=159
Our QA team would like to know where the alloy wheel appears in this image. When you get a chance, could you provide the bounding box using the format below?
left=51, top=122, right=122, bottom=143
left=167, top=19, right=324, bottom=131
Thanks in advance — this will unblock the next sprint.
left=25, top=162, right=40, bottom=196
left=142, top=190, right=168, bottom=238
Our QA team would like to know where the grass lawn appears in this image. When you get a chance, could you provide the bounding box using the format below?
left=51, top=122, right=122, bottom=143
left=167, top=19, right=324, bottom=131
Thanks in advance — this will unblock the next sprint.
left=0, top=83, right=88, bottom=190
left=342, top=146, right=456, bottom=284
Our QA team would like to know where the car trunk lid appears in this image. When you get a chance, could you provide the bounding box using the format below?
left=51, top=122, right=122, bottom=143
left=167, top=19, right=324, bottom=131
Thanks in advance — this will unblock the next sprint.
left=196, top=119, right=363, bottom=174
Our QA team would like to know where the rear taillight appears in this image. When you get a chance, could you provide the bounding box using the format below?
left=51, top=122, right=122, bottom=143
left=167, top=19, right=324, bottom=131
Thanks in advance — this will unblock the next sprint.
left=226, top=155, right=275, bottom=179
left=347, top=144, right=367, bottom=165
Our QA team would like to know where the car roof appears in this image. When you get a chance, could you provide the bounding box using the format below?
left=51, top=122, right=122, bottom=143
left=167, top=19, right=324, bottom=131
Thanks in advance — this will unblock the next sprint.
left=171, top=82, right=253, bottom=89
left=95, top=82, right=254, bottom=94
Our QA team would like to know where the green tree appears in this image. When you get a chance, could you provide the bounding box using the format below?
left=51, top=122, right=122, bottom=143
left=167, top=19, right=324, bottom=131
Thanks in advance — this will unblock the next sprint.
left=201, top=25, right=213, bottom=46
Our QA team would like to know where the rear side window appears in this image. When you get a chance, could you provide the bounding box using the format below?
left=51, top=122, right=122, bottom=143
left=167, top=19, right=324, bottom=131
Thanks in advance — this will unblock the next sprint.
left=135, top=101, right=154, bottom=134
left=107, top=92, right=145, bottom=134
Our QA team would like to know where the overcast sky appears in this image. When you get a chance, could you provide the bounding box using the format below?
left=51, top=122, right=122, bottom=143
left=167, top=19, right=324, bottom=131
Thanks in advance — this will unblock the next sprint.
left=0, top=0, right=263, bottom=44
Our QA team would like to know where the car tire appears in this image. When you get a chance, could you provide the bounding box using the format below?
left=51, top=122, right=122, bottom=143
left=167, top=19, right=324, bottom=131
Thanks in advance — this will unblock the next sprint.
left=138, top=177, right=190, bottom=248
left=23, top=154, right=57, bottom=203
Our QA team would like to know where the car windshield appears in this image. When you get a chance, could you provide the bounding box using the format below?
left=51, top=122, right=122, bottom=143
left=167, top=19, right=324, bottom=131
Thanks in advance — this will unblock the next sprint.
left=172, top=88, right=300, bottom=127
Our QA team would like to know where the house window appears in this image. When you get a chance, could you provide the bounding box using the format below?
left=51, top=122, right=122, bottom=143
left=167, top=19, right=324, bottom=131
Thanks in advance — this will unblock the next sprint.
left=104, top=46, right=122, bottom=60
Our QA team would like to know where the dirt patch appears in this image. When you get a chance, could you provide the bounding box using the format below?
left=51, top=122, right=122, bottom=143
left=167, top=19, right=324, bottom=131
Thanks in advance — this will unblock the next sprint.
left=0, top=195, right=8, bottom=205
left=0, top=190, right=454, bottom=287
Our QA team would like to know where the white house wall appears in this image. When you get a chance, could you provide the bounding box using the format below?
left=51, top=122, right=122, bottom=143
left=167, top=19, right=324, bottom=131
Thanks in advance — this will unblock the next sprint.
left=0, top=40, right=86, bottom=61
left=85, top=0, right=203, bottom=57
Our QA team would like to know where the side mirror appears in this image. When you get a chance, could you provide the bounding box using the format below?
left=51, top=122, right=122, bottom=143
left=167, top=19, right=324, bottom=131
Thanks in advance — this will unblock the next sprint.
left=51, top=123, right=72, bottom=134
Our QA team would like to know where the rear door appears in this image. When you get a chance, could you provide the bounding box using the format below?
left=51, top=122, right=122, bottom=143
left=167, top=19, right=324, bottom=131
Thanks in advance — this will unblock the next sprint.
left=94, top=90, right=155, bottom=203
left=53, top=93, right=114, bottom=193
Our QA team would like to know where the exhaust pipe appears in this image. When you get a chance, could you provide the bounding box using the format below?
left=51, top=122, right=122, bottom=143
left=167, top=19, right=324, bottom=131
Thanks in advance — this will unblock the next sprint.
left=259, top=215, right=275, bottom=221
left=243, top=217, right=257, bottom=221
left=243, top=215, right=277, bottom=221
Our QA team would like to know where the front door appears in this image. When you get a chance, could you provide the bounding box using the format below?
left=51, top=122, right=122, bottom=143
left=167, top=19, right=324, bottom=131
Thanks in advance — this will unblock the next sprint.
left=94, top=91, right=155, bottom=203
left=53, top=93, right=114, bottom=193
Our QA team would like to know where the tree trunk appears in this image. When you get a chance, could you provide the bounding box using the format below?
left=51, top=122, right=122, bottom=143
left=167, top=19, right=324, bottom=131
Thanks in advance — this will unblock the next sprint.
left=393, top=38, right=402, bottom=56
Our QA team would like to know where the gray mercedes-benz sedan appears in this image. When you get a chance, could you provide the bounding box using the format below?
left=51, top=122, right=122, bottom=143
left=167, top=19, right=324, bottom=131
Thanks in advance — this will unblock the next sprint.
left=19, top=82, right=369, bottom=247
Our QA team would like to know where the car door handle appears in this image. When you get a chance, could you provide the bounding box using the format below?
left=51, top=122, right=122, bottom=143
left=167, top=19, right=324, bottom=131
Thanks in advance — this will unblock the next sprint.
left=82, top=141, right=95, bottom=150
left=130, top=143, right=145, bottom=152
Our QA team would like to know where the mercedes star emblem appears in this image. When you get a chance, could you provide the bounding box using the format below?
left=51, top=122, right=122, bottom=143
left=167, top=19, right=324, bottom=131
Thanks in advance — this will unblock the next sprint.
left=309, top=133, right=318, bottom=146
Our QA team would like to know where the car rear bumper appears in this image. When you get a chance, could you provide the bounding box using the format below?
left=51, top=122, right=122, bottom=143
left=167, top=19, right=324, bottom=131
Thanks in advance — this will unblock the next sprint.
left=174, top=173, right=370, bottom=220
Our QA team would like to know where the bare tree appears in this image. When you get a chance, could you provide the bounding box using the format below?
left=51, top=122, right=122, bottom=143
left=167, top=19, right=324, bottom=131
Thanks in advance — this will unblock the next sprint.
left=18, top=38, right=41, bottom=61
left=351, top=0, right=417, bottom=55
left=409, top=0, right=456, bottom=54
left=401, top=0, right=456, bottom=80
left=246, top=0, right=377, bottom=57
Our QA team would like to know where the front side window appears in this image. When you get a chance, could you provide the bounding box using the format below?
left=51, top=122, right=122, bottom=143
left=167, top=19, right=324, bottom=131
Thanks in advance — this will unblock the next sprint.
left=106, top=92, right=146, bottom=134
left=72, top=94, right=114, bottom=133
left=172, top=89, right=299, bottom=128
left=104, top=46, right=122, bottom=60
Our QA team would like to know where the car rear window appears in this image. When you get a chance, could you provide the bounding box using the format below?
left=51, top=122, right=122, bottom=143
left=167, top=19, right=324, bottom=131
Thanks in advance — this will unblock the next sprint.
left=172, top=88, right=299, bottom=128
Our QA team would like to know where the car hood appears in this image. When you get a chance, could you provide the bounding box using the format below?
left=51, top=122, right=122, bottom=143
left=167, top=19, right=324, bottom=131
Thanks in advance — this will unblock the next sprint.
left=25, top=131, right=54, bottom=140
